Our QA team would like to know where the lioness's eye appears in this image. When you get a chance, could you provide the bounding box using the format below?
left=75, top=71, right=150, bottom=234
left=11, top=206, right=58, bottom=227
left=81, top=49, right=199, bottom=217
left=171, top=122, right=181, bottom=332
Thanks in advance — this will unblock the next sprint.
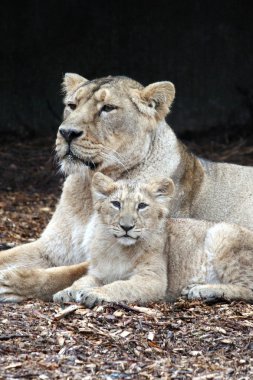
left=111, top=201, right=121, bottom=209
left=100, top=104, right=118, bottom=113
left=67, top=103, right=77, bottom=110
left=138, top=202, right=149, bottom=210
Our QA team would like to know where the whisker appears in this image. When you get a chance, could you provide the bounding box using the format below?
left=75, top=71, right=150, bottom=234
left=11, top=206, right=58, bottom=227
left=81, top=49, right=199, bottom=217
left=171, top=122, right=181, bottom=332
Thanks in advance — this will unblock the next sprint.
left=102, top=146, right=126, bottom=161
left=100, top=152, right=129, bottom=174
left=101, top=147, right=128, bottom=165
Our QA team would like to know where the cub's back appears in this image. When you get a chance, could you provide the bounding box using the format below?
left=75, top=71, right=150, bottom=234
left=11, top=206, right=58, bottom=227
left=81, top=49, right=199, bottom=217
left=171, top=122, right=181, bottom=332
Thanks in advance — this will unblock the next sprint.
left=192, top=161, right=253, bottom=230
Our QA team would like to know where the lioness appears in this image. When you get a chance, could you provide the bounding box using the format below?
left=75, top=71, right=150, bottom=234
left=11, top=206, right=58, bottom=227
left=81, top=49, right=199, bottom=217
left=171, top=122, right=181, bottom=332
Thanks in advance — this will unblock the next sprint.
left=0, top=74, right=253, bottom=302
left=54, top=173, right=253, bottom=306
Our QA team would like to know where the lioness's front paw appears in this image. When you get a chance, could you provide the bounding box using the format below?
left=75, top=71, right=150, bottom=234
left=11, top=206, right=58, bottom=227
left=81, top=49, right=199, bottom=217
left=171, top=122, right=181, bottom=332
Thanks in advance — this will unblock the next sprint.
left=182, top=284, right=224, bottom=301
left=0, top=270, right=27, bottom=303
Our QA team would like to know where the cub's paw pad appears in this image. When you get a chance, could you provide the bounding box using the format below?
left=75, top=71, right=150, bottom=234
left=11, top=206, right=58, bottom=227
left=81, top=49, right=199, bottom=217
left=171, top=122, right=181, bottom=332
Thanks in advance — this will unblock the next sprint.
left=76, top=289, right=107, bottom=308
left=81, top=294, right=99, bottom=308
left=53, top=288, right=75, bottom=303
left=181, top=284, right=202, bottom=297
left=182, top=284, right=224, bottom=302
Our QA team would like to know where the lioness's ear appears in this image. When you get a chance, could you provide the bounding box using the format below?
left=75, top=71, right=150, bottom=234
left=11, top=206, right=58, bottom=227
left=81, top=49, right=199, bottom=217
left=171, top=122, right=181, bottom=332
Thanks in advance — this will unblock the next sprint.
left=148, top=178, right=175, bottom=199
left=141, top=81, right=175, bottom=119
left=62, top=73, right=88, bottom=94
left=92, top=172, right=117, bottom=201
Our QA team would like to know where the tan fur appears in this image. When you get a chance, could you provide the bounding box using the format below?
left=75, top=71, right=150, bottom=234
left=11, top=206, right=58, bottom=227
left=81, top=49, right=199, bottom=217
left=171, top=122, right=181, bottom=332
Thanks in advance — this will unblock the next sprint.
left=1, top=74, right=253, bottom=302
left=54, top=175, right=253, bottom=306
left=53, top=174, right=174, bottom=305
left=0, top=262, right=89, bottom=302
left=169, top=220, right=253, bottom=302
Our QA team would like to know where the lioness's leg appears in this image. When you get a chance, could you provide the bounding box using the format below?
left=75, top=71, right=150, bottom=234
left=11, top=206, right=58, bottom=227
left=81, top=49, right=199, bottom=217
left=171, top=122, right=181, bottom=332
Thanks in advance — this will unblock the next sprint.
left=0, top=240, right=50, bottom=301
left=0, top=262, right=89, bottom=302
left=54, top=272, right=167, bottom=307
left=182, top=283, right=253, bottom=302
left=0, top=173, right=92, bottom=301
left=0, top=241, right=48, bottom=269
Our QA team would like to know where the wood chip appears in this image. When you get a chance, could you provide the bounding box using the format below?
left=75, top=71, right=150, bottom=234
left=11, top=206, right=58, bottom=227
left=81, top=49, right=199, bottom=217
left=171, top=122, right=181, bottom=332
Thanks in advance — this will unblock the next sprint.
left=53, top=304, right=85, bottom=320
left=120, top=330, right=131, bottom=338
left=147, top=331, right=155, bottom=341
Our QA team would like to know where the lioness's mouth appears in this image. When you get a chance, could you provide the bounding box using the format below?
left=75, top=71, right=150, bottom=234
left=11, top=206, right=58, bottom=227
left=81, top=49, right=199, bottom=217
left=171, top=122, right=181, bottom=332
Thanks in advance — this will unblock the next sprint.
left=64, top=152, right=99, bottom=170
left=83, top=160, right=99, bottom=170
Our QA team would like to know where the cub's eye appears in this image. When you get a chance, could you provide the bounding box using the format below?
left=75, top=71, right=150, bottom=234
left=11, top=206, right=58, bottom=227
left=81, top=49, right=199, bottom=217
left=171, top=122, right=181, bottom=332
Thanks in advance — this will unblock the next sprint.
left=148, top=100, right=156, bottom=108
left=111, top=201, right=121, bottom=209
left=67, top=103, right=77, bottom=110
left=100, top=104, right=118, bottom=113
left=138, top=202, right=149, bottom=210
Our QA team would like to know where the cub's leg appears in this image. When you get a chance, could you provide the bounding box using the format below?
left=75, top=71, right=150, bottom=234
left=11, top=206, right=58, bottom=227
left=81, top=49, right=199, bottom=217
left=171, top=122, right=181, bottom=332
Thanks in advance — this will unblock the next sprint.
left=182, top=223, right=253, bottom=302
left=54, top=271, right=167, bottom=308
left=0, top=262, right=89, bottom=302
left=53, top=274, right=101, bottom=303
left=182, top=283, right=253, bottom=302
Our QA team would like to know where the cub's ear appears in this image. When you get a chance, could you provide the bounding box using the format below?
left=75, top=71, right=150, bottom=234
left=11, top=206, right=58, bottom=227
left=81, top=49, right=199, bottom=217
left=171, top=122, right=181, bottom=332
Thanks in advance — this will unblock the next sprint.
left=62, top=73, right=88, bottom=94
left=148, top=178, right=175, bottom=199
left=92, top=172, right=117, bottom=201
left=139, top=81, right=175, bottom=120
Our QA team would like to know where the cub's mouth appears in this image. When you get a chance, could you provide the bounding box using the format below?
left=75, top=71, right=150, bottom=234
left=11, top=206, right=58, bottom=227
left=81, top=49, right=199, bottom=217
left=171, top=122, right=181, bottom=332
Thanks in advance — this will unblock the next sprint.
left=114, top=232, right=139, bottom=239
left=115, top=234, right=140, bottom=245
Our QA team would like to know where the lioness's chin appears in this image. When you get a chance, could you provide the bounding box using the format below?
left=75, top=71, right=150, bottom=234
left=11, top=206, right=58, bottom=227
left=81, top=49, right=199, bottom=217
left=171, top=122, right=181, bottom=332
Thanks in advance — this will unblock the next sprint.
left=59, top=159, right=86, bottom=176
left=118, top=237, right=138, bottom=246
left=59, top=156, right=100, bottom=175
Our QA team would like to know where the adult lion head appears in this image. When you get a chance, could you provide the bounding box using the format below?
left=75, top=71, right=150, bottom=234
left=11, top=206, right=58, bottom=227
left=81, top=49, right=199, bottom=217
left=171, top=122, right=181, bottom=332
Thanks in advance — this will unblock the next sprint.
left=56, top=74, right=175, bottom=176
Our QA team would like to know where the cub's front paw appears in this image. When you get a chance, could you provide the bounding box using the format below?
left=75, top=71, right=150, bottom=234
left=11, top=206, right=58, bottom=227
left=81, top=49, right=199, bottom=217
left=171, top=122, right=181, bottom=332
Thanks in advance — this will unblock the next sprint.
left=53, top=287, right=76, bottom=303
left=75, top=288, right=111, bottom=308
left=54, top=286, right=112, bottom=308
left=53, top=285, right=97, bottom=304
left=182, top=284, right=224, bottom=302
left=181, top=283, right=202, bottom=299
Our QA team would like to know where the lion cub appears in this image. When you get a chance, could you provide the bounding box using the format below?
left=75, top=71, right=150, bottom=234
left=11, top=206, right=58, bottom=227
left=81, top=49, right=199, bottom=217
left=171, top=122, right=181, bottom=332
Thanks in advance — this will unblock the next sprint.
left=54, top=173, right=253, bottom=306
left=53, top=173, right=172, bottom=306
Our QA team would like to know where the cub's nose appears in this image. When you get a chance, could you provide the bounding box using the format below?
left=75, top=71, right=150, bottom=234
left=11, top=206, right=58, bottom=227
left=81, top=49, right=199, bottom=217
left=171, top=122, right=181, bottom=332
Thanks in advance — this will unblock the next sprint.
left=59, top=128, right=83, bottom=143
left=120, top=223, right=135, bottom=232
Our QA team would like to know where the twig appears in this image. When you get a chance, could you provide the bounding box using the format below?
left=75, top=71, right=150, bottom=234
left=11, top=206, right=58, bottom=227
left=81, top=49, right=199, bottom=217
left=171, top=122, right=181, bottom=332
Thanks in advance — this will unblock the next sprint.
left=111, top=302, right=163, bottom=317
left=111, top=302, right=139, bottom=314
left=0, top=334, right=29, bottom=341
left=53, top=304, right=85, bottom=321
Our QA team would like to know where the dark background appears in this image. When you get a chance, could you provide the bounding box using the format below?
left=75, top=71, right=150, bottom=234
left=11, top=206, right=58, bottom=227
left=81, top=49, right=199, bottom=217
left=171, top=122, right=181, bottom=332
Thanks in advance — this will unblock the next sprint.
left=1, top=0, right=253, bottom=139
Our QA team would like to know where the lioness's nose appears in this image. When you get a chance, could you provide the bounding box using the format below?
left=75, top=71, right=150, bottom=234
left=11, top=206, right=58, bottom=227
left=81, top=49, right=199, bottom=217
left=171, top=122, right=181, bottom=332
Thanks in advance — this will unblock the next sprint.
left=120, top=223, right=135, bottom=232
left=59, top=128, right=83, bottom=143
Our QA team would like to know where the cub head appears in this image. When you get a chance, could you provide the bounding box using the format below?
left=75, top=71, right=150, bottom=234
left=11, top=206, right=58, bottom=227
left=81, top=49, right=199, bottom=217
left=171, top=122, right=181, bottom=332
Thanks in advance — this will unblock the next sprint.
left=91, top=172, right=175, bottom=246
left=56, top=73, right=175, bottom=175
